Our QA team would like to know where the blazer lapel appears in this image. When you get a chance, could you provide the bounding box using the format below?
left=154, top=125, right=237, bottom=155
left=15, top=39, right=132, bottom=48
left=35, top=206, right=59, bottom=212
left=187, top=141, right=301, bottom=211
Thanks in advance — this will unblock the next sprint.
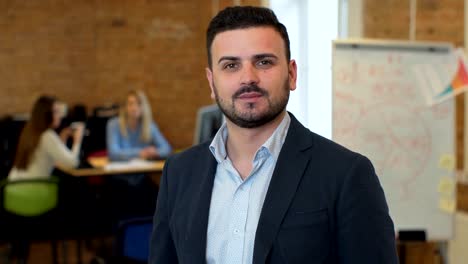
left=184, top=148, right=218, bottom=263
left=253, top=114, right=315, bottom=264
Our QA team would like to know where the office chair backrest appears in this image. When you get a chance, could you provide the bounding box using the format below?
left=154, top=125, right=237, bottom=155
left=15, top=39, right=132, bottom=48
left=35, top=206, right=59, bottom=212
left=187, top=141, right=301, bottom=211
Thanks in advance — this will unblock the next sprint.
left=116, top=216, right=153, bottom=262
left=193, top=104, right=224, bottom=145
left=2, top=179, right=58, bottom=217
left=82, top=104, right=119, bottom=158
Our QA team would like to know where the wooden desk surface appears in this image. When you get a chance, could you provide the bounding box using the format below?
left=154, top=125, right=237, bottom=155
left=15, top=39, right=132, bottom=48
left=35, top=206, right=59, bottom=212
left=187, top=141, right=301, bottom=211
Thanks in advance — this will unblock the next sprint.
left=59, top=157, right=165, bottom=177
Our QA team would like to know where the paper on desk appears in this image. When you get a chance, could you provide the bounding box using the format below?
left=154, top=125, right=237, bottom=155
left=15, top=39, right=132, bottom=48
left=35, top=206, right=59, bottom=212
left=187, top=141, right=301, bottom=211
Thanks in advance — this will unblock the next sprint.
left=439, top=197, right=456, bottom=214
left=104, top=159, right=154, bottom=171
left=438, top=176, right=455, bottom=196
left=438, top=154, right=455, bottom=172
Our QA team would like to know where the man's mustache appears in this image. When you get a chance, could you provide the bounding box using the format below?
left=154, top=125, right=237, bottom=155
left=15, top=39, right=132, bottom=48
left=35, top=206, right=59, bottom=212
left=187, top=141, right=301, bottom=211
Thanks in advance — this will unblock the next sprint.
left=233, top=84, right=268, bottom=99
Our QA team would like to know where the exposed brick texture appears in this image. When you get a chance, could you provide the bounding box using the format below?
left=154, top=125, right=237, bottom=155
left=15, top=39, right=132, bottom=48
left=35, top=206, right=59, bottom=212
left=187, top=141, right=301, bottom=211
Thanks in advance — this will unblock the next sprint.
left=364, top=0, right=411, bottom=39
left=416, top=0, right=464, bottom=47
left=0, top=0, right=260, bottom=149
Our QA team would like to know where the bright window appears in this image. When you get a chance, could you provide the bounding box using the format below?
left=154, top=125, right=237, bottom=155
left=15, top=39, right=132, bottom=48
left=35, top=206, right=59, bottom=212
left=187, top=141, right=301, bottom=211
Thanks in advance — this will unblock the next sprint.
left=269, top=0, right=341, bottom=139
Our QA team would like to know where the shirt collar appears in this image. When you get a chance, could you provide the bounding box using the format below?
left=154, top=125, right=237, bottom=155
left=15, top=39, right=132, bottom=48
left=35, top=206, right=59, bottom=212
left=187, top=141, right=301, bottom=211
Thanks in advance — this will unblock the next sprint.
left=209, top=112, right=291, bottom=163
left=262, top=112, right=290, bottom=161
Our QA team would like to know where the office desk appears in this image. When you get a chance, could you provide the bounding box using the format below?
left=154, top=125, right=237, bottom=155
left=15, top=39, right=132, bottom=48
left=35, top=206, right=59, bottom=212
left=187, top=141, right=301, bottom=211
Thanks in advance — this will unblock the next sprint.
left=55, top=157, right=165, bottom=263
left=58, top=157, right=165, bottom=177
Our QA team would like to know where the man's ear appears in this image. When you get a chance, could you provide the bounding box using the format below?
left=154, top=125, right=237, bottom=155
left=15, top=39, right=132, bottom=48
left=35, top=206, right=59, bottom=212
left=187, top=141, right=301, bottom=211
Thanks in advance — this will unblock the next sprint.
left=288, top=59, right=297, bottom=91
left=206, top=67, right=216, bottom=99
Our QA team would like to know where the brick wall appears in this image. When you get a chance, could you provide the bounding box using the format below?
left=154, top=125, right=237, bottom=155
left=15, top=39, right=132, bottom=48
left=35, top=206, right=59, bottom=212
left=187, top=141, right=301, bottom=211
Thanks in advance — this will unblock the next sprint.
left=0, top=0, right=261, bottom=149
left=365, top=0, right=464, bottom=46
left=416, top=0, right=464, bottom=47
left=364, top=0, right=410, bottom=39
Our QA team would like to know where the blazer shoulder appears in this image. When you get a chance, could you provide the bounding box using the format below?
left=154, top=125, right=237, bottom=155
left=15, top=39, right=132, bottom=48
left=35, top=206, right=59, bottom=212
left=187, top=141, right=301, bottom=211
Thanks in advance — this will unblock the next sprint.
left=287, top=114, right=364, bottom=164
left=166, top=142, right=212, bottom=170
left=307, top=130, right=366, bottom=165
left=163, top=142, right=215, bottom=193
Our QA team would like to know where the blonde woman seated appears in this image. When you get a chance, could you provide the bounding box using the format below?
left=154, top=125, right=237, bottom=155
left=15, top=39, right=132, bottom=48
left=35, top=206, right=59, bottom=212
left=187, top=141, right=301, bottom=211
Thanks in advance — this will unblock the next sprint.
left=105, top=90, right=171, bottom=218
left=8, top=95, right=84, bottom=181
left=106, top=90, right=172, bottom=161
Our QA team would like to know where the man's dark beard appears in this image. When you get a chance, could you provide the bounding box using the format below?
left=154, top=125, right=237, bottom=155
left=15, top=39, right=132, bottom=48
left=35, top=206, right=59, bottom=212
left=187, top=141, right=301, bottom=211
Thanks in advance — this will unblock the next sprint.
left=213, top=81, right=289, bottom=128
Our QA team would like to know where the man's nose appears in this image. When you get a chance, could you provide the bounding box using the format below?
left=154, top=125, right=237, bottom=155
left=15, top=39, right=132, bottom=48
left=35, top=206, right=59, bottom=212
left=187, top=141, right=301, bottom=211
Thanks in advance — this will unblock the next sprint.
left=239, top=64, right=260, bottom=86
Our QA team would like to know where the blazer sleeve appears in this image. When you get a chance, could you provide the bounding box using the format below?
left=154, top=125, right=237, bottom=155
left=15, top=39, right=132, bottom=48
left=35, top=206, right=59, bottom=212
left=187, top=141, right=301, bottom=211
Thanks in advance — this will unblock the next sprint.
left=337, top=155, right=398, bottom=263
left=149, top=158, right=178, bottom=263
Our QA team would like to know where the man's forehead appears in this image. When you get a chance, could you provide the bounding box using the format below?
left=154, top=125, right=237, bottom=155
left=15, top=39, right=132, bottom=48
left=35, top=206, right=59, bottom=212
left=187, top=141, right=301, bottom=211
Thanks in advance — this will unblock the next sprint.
left=211, top=27, right=285, bottom=58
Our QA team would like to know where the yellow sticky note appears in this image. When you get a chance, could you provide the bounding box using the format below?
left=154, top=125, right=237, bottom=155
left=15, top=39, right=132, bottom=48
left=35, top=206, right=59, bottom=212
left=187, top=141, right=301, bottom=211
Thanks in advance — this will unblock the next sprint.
left=439, top=198, right=456, bottom=213
left=439, top=154, right=455, bottom=172
left=438, top=177, right=455, bottom=196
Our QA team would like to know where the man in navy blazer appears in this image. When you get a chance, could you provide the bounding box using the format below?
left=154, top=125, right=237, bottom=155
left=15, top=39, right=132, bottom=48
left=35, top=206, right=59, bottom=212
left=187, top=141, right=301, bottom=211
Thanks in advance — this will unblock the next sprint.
left=150, top=6, right=398, bottom=264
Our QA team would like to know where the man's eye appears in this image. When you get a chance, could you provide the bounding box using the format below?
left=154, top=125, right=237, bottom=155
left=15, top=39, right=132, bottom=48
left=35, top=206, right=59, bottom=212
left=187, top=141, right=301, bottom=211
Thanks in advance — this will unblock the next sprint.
left=223, top=63, right=238, bottom=70
left=257, top=60, right=273, bottom=67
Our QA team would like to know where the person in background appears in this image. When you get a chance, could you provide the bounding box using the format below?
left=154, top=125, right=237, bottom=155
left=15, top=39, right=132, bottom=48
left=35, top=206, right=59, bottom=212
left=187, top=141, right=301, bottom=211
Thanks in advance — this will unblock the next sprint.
left=8, top=95, right=84, bottom=180
left=104, top=89, right=171, bottom=221
left=4, top=96, right=85, bottom=263
left=106, top=90, right=172, bottom=161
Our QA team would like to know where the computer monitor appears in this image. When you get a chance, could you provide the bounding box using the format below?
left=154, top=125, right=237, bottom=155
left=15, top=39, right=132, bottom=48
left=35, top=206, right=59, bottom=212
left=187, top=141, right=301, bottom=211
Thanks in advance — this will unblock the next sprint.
left=193, top=104, right=224, bottom=145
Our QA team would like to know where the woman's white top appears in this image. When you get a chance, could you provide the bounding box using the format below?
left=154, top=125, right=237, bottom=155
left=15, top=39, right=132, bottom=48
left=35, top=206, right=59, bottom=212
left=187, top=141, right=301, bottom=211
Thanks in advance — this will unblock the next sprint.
left=8, top=129, right=80, bottom=180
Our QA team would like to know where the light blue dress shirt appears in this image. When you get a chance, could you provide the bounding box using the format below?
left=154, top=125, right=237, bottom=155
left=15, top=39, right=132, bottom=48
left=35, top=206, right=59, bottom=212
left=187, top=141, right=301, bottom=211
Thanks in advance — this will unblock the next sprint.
left=206, top=113, right=291, bottom=264
left=106, top=117, right=172, bottom=161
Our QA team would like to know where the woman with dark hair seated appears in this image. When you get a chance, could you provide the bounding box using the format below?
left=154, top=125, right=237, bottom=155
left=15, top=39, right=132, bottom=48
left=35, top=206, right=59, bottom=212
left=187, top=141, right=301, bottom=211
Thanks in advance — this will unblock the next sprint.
left=8, top=95, right=84, bottom=180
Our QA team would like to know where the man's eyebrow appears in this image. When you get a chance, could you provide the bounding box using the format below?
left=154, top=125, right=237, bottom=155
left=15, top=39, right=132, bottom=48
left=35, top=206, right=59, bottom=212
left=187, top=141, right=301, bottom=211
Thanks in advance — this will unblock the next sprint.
left=217, top=56, right=240, bottom=64
left=217, top=54, right=279, bottom=64
left=253, top=53, right=278, bottom=60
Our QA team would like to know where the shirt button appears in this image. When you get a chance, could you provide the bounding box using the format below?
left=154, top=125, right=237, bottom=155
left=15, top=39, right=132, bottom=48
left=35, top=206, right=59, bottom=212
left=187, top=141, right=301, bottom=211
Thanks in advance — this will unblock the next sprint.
left=234, top=229, right=240, bottom=235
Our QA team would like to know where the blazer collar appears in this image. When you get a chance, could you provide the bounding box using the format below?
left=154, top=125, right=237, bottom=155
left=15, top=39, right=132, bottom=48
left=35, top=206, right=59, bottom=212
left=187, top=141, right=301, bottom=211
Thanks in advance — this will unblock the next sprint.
left=253, top=113, right=315, bottom=264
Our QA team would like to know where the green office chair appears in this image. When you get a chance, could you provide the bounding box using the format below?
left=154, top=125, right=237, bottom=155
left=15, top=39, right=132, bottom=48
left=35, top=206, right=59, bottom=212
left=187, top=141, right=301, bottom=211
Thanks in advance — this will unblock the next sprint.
left=0, top=177, right=60, bottom=264
left=3, top=178, right=58, bottom=216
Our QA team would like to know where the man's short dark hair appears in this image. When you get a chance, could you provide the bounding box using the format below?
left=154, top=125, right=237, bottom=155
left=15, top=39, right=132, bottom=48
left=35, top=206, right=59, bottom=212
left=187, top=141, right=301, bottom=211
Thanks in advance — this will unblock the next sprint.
left=206, top=6, right=291, bottom=69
